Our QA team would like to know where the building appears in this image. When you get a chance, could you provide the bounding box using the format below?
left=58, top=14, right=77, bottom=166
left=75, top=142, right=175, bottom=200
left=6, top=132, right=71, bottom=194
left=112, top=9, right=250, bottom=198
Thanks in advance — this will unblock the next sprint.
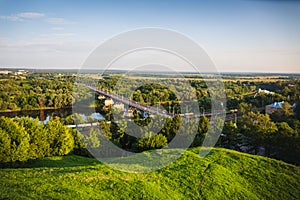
left=104, top=98, right=114, bottom=107
left=124, top=108, right=134, bottom=118
left=254, top=88, right=275, bottom=98
left=113, top=103, right=125, bottom=111
left=0, top=69, right=27, bottom=76
left=265, top=101, right=284, bottom=114
left=14, top=70, right=27, bottom=76
left=0, top=70, right=12, bottom=75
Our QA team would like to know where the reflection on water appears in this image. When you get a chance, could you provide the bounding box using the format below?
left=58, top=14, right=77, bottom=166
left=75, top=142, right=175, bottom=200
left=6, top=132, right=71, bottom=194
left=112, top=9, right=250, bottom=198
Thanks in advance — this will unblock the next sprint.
left=0, top=107, right=104, bottom=124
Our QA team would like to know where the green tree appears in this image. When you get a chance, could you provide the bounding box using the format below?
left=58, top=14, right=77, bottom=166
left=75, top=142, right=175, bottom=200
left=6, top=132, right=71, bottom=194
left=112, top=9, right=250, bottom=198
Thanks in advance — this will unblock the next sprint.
left=85, top=128, right=101, bottom=148
left=218, top=121, right=240, bottom=150
left=0, top=117, right=30, bottom=162
left=0, top=129, right=12, bottom=163
left=17, top=117, right=50, bottom=159
left=98, top=120, right=112, bottom=139
left=136, top=132, right=167, bottom=151
left=295, top=100, right=300, bottom=120
left=239, top=112, right=277, bottom=155
left=206, top=117, right=224, bottom=147
left=271, top=102, right=293, bottom=122
left=64, top=113, right=85, bottom=125
left=45, top=118, right=74, bottom=156
left=198, top=116, right=209, bottom=136
left=238, top=102, right=252, bottom=115
left=192, top=116, right=210, bottom=147
left=271, top=122, right=299, bottom=164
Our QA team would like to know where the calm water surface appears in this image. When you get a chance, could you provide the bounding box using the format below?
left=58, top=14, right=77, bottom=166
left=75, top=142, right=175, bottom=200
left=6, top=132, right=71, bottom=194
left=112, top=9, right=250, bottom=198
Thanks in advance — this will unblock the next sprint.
left=0, top=107, right=104, bottom=124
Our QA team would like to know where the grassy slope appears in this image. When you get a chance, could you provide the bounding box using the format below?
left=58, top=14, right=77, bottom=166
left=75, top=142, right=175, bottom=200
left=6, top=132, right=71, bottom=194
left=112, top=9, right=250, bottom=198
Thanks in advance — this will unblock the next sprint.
left=0, top=148, right=299, bottom=200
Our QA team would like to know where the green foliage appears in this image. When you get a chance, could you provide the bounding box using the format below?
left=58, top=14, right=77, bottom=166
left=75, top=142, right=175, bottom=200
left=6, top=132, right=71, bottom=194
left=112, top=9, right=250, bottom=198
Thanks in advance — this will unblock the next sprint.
left=0, top=117, right=30, bottom=162
left=0, top=116, right=75, bottom=164
left=240, top=112, right=278, bottom=154
left=163, top=115, right=181, bottom=141
left=271, top=102, right=293, bottom=122
left=98, top=120, right=112, bottom=139
left=270, top=122, right=300, bottom=165
left=295, top=100, right=300, bottom=120
left=133, top=83, right=177, bottom=105
left=136, top=132, right=168, bottom=151
left=45, top=118, right=75, bottom=156
left=238, top=111, right=300, bottom=165
left=0, top=129, right=11, bottom=162
left=64, top=113, right=85, bottom=125
left=84, top=128, right=101, bottom=148
left=191, top=116, right=210, bottom=147
left=17, top=117, right=50, bottom=159
left=198, top=116, right=209, bottom=136
left=218, top=121, right=240, bottom=150
left=2, top=73, right=300, bottom=168
left=0, top=75, right=91, bottom=111
left=238, top=102, right=253, bottom=115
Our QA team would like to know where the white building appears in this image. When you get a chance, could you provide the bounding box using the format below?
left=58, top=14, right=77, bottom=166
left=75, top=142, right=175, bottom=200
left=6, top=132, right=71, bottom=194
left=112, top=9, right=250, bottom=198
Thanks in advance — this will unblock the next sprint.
left=104, top=99, right=114, bottom=107
left=254, top=88, right=275, bottom=98
left=113, top=103, right=125, bottom=111
left=0, top=70, right=12, bottom=75
left=265, top=101, right=284, bottom=114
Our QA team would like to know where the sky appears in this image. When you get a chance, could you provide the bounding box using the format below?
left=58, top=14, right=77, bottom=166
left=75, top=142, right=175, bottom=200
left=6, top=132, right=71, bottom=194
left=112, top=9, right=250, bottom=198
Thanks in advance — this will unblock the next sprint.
left=0, top=0, right=299, bottom=73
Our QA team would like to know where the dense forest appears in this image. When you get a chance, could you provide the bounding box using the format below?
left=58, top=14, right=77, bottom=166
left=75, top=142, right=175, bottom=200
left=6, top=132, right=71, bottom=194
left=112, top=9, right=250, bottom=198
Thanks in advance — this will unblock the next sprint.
left=0, top=72, right=300, bottom=166
left=1, top=73, right=299, bottom=113
left=1, top=106, right=300, bottom=166
left=0, top=73, right=91, bottom=111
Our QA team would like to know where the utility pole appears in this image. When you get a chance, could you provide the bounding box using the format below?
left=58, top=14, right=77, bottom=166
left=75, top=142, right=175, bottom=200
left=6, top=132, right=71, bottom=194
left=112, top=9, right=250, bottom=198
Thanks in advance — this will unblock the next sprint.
left=200, top=107, right=205, bottom=116
left=234, top=112, right=237, bottom=126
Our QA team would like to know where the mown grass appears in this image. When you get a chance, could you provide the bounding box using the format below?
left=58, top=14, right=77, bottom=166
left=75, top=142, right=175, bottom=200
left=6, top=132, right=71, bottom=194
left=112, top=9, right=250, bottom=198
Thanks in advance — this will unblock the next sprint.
left=0, top=148, right=299, bottom=199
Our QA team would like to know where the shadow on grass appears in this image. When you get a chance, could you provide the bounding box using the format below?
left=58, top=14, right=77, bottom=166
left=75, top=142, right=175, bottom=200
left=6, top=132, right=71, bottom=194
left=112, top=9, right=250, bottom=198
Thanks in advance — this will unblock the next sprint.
left=0, top=154, right=101, bottom=169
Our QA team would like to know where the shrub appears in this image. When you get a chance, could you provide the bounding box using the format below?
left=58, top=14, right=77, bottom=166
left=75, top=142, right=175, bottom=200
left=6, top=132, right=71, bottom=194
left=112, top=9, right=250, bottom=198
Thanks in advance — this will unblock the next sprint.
left=45, top=118, right=75, bottom=156
left=0, top=117, right=30, bottom=163
left=0, top=116, right=76, bottom=164
left=136, top=132, right=167, bottom=151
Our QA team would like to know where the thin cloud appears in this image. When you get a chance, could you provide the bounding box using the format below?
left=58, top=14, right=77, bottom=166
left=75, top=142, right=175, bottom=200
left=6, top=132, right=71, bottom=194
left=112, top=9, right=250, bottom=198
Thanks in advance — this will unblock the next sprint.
left=17, top=12, right=45, bottom=19
left=0, top=15, right=22, bottom=21
left=46, top=18, right=75, bottom=25
left=51, top=27, right=65, bottom=31
left=52, top=33, right=76, bottom=37
left=0, top=12, right=45, bottom=21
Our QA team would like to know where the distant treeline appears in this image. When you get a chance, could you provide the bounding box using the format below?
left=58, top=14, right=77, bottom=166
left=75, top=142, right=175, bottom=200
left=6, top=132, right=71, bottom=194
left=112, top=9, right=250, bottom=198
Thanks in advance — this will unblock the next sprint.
left=1, top=74, right=300, bottom=114
left=0, top=75, right=91, bottom=111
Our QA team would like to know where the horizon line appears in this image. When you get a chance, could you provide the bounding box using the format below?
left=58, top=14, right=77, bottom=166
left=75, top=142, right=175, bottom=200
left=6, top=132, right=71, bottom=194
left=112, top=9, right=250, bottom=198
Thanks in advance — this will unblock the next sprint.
left=1, top=67, right=300, bottom=75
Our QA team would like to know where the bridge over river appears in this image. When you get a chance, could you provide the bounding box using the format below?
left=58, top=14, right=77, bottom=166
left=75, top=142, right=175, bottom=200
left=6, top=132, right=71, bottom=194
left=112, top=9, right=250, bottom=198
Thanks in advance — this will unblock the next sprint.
left=82, top=84, right=236, bottom=120
left=85, top=84, right=176, bottom=118
left=68, top=84, right=237, bottom=128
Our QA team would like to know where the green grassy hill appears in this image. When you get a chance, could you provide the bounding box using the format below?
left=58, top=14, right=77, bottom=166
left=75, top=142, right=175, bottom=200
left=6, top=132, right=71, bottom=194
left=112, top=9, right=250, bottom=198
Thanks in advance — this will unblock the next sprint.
left=0, top=148, right=299, bottom=199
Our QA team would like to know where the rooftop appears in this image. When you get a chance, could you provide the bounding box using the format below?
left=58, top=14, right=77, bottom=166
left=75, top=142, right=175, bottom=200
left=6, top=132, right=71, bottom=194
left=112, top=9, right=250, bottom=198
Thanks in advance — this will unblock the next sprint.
left=267, top=101, right=284, bottom=109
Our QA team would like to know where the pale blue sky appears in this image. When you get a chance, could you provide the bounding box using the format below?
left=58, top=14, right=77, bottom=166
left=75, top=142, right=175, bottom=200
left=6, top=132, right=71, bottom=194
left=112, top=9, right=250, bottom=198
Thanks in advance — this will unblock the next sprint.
left=0, top=0, right=299, bottom=73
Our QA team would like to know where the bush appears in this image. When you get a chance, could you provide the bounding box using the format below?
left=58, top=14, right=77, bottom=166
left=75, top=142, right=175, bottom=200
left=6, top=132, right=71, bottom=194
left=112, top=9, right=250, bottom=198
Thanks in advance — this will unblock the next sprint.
left=0, top=116, right=76, bottom=164
left=0, top=117, right=30, bottom=163
left=17, top=117, right=50, bottom=159
left=136, top=132, right=168, bottom=151
left=45, top=118, right=75, bottom=156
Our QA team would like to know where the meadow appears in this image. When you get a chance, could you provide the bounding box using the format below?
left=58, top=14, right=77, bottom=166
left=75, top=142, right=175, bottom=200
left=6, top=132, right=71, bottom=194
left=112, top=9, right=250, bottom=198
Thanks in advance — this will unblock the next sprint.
left=1, top=148, right=299, bottom=200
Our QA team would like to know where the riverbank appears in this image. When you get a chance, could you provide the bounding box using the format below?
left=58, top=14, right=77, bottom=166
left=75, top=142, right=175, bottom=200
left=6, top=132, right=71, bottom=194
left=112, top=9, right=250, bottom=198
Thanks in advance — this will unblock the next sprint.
left=0, top=106, right=66, bottom=113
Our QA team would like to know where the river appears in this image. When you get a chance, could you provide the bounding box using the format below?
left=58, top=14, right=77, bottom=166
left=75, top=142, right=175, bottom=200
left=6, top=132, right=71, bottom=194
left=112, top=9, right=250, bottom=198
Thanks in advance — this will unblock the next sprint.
left=0, top=107, right=105, bottom=124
